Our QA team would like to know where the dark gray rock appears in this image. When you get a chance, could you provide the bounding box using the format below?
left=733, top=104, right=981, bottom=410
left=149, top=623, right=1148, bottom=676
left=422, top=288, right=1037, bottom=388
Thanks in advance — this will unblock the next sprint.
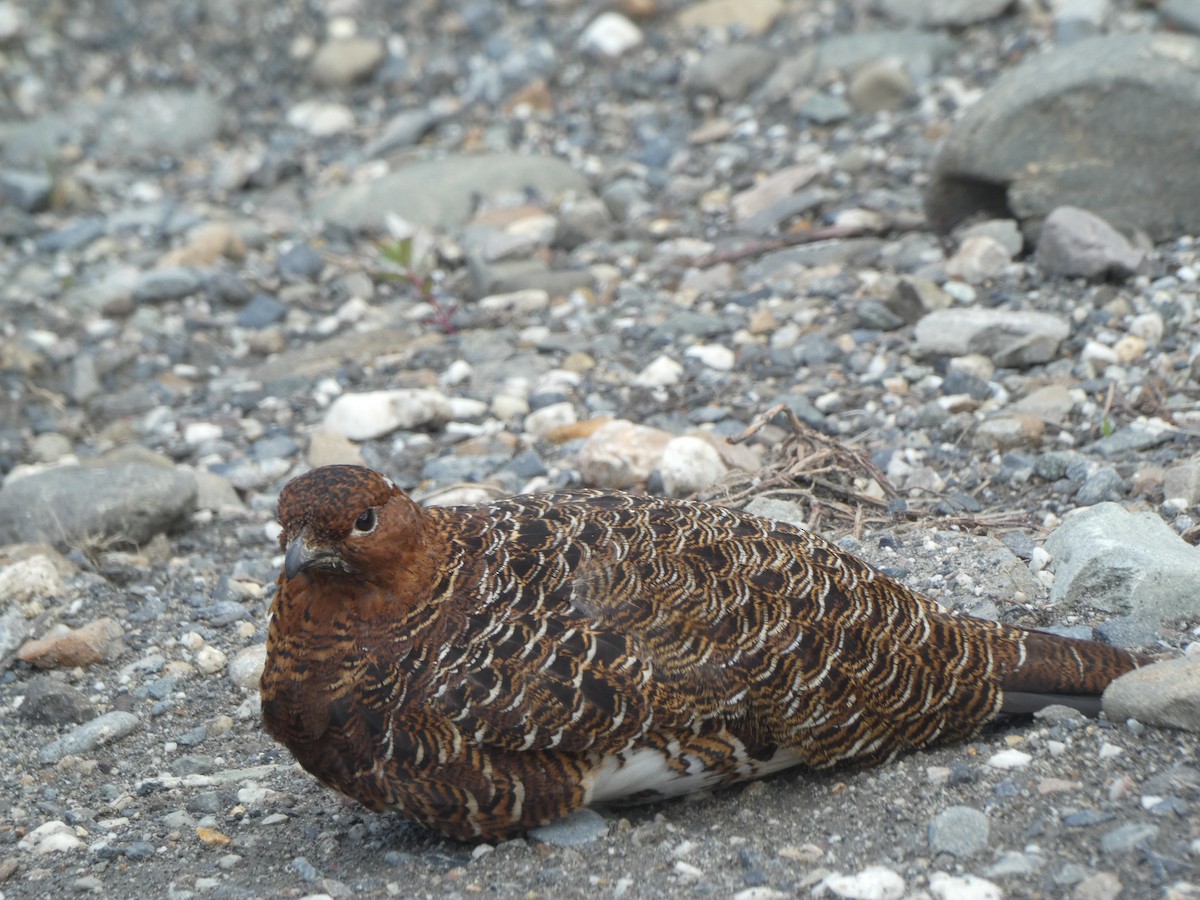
left=683, top=45, right=777, bottom=102
left=365, top=108, right=444, bottom=157
left=35, top=218, right=106, bottom=253
left=1074, top=465, right=1125, bottom=505
left=132, top=267, right=203, bottom=304
left=277, top=243, right=325, bottom=281
left=0, top=169, right=52, bottom=212
left=17, top=676, right=97, bottom=726
left=237, top=293, right=288, bottom=328
left=926, top=34, right=1200, bottom=242
left=0, top=463, right=198, bottom=550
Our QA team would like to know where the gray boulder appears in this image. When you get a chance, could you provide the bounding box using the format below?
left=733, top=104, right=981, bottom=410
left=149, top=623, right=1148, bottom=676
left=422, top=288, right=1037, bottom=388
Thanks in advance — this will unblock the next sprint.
left=1045, top=502, right=1200, bottom=624
left=926, top=34, right=1200, bottom=242
left=312, top=153, right=589, bottom=231
left=0, top=463, right=198, bottom=551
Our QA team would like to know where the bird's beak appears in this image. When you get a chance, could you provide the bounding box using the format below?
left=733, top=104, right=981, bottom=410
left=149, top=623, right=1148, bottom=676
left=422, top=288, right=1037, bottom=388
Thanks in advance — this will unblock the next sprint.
left=284, top=530, right=344, bottom=579
left=284, top=536, right=315, bottom=579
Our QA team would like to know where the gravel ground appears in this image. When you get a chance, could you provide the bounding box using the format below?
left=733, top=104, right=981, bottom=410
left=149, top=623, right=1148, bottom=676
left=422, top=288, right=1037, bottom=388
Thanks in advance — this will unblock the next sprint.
left=2, top=1, right=1200, bottom=898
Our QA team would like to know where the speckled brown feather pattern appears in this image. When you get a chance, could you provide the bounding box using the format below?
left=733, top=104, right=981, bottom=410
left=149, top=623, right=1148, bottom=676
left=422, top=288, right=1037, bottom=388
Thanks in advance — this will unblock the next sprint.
left=261, top=465, right=1144, bottom=841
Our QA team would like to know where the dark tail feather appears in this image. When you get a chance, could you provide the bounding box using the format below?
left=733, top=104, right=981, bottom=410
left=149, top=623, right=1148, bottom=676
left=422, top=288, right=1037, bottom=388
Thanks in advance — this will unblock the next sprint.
left=999, top=630, right=1149, bottom=717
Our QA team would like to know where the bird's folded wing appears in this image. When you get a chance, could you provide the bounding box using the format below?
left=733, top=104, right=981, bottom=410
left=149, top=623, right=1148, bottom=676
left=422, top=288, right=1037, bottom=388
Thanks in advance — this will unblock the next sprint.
left=428, top=618, right=659, bottom=755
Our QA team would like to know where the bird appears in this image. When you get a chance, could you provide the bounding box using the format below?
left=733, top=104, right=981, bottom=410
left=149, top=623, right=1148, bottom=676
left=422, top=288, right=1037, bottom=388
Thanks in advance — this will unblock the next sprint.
left=260, top=463, right=1147, bottom=842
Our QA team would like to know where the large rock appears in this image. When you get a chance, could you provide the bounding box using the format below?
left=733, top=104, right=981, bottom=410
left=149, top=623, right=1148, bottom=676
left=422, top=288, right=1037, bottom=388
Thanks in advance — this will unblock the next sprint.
left=873, top=0, right=1012, bottom=27
left=313, top=153, right=589, bottom=231
left=925, top=34, right=1200, bottom=241
left=0, top=90, right=223, bottom=166
left=913, top=308, right=1069, bottom=367
left=1036, top=206, right=1145, bottom=280
left=1104, top=656, right=1200, bottom=733
left=0, top=463, right=198, bottom=551
left=1044, top=502, right=1200, bottom=623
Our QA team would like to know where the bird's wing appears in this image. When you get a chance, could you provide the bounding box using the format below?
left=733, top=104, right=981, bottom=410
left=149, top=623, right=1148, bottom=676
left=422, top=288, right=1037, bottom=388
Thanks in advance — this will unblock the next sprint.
left=420, top=504, right=799, bottom=756
left=427, top=601, right=662, bottom=755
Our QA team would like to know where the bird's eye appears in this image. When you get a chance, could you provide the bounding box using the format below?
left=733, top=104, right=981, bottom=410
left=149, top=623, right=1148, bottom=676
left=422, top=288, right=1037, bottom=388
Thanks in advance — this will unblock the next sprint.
left=352, top=509, right=377, bottom=534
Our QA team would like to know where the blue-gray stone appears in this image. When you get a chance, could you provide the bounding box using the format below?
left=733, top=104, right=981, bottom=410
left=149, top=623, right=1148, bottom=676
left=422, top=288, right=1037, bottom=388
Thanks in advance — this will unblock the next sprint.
left=528, top=808, right=608, bottom=846
left=133, top=267, right=202, bottom=303
left=35, top=218, right=106, bottom=253
left=237, top=293, right=287, bottom=328
left=1075, top=466, right=1125, bottom=505
left=1099, top=822, right=1160, bottom=856
left=277, top=243, right=325, bottom=280
left=0, top=169, right=52, bottom=211
left=39, top=711, right=141, bottom=764
left=289, top=857, right=320, bottom=882
left=1062, top=808, right=1116, bottom=827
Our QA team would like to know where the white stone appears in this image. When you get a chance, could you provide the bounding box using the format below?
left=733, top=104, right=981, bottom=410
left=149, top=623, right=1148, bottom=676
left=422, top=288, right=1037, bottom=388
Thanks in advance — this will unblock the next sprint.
left=180, top=631, right=205, bottom=651
left=524, top=402, right=577, bottom=438
left=440, top=359, right=473, bottom=387
left=195, top=645, right=228, bottom=676
left=633, top=355, right=685, bottom=388
left=20, top=820, right=83, bottom=855
left=942, top=280, right=977, bottom=304
left=929, top=872, right=1002, bottom=900
left=445, top=397, right=488, bottom=421
left=286, top=100, right=356, bottom=136
left=945, top=234, right=1013, bottom=283
left=986, top=748, right=1032, bottom=769
left=685, top=343, right=736, bottom=371
left=659, top=436, right=728, bottom=498
left=478, top=288, right=550, bottom=317
left=323, top=389, right=450, bottom=440
left=1129, top=311, right=1164, bottom=346
left=184, top=422, right=223, bottom=445
left=578, top=420, right=673, bottom=490
left=820, top=865, right=905, bottom=900
left=1081, top=339, right=1119, bottom=367
left=228, top=644, right=267, bottom=691
left=491, top=395, right=530, bottom=420
left=0, top=2, right=24, bottom=42
left=0, top=555, right=65, bottom=604
left=578, top=12, right=643, bottom=57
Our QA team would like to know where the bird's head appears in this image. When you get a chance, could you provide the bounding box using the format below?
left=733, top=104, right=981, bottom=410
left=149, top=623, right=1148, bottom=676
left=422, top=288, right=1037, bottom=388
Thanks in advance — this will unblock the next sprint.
left=277, top=465, right=418, bottom=582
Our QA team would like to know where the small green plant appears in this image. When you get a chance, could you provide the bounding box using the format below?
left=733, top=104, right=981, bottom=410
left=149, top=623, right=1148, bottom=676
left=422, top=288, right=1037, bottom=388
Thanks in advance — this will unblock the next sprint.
left=377, top=235, right=456, bottom=334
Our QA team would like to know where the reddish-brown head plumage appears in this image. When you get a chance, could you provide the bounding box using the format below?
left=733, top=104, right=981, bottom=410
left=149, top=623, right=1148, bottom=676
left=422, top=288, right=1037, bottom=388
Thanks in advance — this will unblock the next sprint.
left=260, top=464, right=1148, bottom=842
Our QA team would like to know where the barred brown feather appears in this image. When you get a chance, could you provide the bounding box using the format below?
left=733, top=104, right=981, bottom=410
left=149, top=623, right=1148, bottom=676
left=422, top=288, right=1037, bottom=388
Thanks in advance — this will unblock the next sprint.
left=260, top=464, right=1145, bottom=841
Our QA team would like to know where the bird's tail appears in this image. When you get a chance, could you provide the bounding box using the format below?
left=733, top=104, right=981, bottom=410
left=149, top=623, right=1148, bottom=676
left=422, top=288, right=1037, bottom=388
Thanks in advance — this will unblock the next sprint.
left=1000, top=629, right=1150, bottom=717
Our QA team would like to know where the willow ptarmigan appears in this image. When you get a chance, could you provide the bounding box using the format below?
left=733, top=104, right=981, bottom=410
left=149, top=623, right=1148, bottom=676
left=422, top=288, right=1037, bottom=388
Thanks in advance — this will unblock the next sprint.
left=260, top=464, right=1145, bottom=842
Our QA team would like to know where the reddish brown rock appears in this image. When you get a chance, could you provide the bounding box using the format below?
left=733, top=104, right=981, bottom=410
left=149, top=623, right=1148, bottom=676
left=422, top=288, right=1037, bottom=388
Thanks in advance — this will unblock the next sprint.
left=18, top=618, right=125, bottom=670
